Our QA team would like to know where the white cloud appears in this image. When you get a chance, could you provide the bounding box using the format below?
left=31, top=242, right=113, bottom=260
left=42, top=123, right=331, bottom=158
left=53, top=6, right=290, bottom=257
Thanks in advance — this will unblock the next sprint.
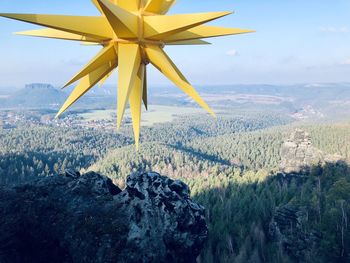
left=340, top=59, right=350, bottom=65
left=226, top=49, right=238, bottom=56
left=319, top=26, right=349, bottom=33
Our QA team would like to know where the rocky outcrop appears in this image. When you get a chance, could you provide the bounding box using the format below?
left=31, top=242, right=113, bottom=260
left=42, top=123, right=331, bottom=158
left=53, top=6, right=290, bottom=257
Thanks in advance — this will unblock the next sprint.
left=6, top=83, right=66, bottom=107
left=280, top=129, right=343, bottom=174
left=280, top=129, right=323, bottom=174
left=0, top=171, right=207, bottom=263
left=269, top=204, right=321, bottom=262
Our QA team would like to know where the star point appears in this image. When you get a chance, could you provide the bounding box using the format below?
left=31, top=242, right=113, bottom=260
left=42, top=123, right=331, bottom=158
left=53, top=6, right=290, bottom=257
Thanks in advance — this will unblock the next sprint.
left=0, top=0, right=253, bottom=148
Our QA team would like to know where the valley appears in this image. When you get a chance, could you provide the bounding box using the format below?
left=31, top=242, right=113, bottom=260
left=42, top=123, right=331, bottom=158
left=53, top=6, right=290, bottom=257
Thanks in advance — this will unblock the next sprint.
left=1, top=83, right=350, bottom=262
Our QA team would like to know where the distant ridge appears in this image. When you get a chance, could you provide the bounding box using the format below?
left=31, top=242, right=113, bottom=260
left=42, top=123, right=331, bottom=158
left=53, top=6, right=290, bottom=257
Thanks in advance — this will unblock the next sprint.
left=24, top=83, right=56, bottom=90
left=2, top=83, right=66, bottom=108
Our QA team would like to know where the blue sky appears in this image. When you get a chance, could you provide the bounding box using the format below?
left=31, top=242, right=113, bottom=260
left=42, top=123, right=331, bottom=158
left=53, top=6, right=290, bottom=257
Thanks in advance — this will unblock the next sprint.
left=0, top=0, right=350, bottom=88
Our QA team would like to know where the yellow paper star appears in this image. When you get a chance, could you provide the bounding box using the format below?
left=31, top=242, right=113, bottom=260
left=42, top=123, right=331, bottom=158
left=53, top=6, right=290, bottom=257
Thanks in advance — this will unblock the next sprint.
left=0, top=0, right=253, bottom=148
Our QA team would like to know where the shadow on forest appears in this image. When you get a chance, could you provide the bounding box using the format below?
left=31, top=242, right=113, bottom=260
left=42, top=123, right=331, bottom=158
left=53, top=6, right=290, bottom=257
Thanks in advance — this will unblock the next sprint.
left=193, top=161, right=350, bottom=263
left=168, top=144, right=231, bottom=166
left=1, top=150, right=350, bottom=263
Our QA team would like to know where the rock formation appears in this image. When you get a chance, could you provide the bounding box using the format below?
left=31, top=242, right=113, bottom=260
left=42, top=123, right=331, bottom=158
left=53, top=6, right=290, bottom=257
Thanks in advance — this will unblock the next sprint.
left=269, top=204, right=321, bottom=262
left=280, top=129, right=343, bottom=174
left=0, top=171, right=207, bottom=263
left=280, top=129, right=323, bottom=174
left=5, top=83, right=66, bottom=108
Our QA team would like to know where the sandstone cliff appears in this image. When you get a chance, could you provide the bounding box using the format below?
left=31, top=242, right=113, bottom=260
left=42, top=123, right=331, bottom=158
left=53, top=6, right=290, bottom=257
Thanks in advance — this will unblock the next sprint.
left=280, top=128, right=343, bottom=174
left=0, top=171, right=207, bottom=263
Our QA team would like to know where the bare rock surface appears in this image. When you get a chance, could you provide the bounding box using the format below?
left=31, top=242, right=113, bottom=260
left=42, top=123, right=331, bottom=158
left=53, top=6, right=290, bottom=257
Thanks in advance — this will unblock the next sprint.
left=0, top=171, right=207, bottom=263
left=269, top=204, right=321, bottom=262
left=280, top=129, right=343, bottom=174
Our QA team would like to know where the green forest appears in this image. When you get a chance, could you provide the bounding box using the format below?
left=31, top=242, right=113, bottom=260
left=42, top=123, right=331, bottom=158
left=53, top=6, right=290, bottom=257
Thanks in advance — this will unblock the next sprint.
left=1, top=112, right=350, bottom=262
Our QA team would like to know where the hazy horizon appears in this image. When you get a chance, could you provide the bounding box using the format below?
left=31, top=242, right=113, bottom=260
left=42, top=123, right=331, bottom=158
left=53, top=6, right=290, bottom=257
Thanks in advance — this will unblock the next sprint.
left=1, top=82, right=350, bottom=92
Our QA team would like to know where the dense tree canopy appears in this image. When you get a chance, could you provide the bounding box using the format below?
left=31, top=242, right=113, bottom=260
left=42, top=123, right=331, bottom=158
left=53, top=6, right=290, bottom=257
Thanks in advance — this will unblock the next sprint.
left=1, top=113, right=350, bottom=262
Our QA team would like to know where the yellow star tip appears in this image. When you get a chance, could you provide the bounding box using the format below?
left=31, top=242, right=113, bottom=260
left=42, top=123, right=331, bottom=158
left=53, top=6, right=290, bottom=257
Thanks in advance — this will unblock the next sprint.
left=2, top=1, right=253, bottom=148
left=116, top=120, right=126, bottom=132
left=13, top=30, right=33, bottom=36
left=216, top=11, right=232, bottom=16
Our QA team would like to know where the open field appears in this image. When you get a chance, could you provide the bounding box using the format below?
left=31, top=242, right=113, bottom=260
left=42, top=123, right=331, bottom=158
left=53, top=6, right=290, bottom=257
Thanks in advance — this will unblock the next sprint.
left=79, top=109, right=115, bottom=122
left=79, top=105, right=213, bottom=127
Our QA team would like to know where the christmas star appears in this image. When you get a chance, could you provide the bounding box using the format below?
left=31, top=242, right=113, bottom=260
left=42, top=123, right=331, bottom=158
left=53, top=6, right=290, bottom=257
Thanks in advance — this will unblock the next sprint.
left=0, top=0, right=253, bottom=148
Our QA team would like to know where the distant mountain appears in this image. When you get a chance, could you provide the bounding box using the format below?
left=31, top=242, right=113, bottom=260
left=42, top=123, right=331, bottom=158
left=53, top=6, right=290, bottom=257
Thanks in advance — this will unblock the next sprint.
left=198, top=83, right=350, bottom=103
left=1, top=82, right=350, bottom=118
left=194, top=83, right=350, bottom=120
left=1, top=83, right=67, bottom=108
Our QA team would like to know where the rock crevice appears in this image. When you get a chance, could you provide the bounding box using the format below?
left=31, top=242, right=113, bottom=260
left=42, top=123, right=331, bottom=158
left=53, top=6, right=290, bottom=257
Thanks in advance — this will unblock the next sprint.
left=0, top=171, right=207, bottom=263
